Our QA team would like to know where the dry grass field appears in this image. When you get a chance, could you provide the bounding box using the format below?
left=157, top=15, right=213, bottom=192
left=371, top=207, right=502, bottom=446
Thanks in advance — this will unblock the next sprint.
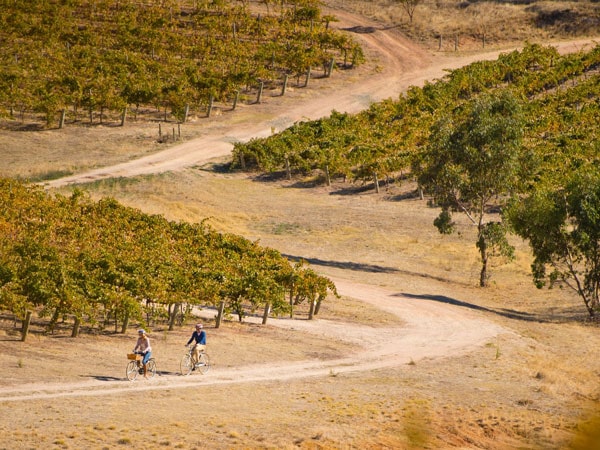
left=1, top=1, right=600, bottom=449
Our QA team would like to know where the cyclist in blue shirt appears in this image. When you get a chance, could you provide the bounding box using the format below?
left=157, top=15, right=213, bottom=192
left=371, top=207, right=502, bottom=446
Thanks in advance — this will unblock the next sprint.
left=185, top=323, right=206, bottom=367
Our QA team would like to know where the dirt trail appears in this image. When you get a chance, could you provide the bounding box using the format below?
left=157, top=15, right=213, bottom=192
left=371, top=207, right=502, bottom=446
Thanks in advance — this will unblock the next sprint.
left=0, top=278, right=507, bottom=402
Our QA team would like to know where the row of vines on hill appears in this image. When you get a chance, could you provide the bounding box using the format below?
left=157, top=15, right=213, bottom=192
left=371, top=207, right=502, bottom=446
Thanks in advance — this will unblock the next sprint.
left=0, top=178, right=337, bottom=338
left=232, top=43, right=600, bottom=189
left=0, top=0, right=364, bottom=126
left=232, top=43, right=600, bottom=317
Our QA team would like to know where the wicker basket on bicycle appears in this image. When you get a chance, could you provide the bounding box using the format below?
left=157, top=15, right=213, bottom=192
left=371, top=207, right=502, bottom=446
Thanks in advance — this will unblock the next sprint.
left=127, top=353, right=142, bottom=361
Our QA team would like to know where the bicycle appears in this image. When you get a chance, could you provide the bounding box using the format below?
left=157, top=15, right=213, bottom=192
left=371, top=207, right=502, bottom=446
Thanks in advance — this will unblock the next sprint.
left=180, top=345, right=210, bottom=375
left=126, top=352, right=157, bottom=381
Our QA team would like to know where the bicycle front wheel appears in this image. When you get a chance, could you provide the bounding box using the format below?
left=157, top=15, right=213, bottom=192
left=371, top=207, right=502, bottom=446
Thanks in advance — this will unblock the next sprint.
left=126, top=360, right=139, bottom=381
left=180, top=353, right=193, bottom=376
left=197, top=352, right=210, bottom=375
left=146, top=359, right=157, bottom=379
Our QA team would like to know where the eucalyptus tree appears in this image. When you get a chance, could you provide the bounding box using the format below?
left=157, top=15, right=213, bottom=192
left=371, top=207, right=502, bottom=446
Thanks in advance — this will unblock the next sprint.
left=416, top=91, right=526, bottom=287
left=507, top=168, right=600, bottom=319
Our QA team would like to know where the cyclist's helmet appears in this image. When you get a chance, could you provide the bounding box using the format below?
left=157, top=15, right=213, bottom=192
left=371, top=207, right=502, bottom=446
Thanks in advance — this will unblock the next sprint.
left=138, top=329, right=146, bottom=335
left=195, top=324, right=203, bottom=329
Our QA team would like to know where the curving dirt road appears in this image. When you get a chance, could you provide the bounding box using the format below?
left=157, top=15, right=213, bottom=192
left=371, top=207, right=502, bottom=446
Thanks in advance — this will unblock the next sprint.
left=0, top=278, right=507, bottom=402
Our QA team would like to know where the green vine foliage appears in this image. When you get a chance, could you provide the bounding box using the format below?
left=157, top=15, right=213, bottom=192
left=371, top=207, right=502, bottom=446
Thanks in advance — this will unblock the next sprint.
left=0, top=179, right=337, bottom=332
left=0, top=0, right=363, bottom=125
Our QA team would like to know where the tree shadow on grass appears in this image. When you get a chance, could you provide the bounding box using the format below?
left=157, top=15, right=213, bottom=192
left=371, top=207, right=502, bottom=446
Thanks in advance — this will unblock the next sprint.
left=398, top=292, right=586, bottom=323
left=282, top=254, right=464, bottom=285
left=282, top=254, right=399, bottom=274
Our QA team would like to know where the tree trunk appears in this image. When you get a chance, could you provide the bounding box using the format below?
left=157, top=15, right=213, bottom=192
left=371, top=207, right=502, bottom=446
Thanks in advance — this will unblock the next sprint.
left=21, top=310, right=32, bottom=342
left=479, top=233, right=488, bottom=287
left=71, top=316, right=81, bottom=338
left=373, top=172, right=380, bottom=194
left=285, top=157, right=291, bottom=180
left=289, top=287, right=295, bottom=319
left=308, top=298, right=316, bottom=320
left=256, top=81, right=264, bottom=104
left=215, top=301, right=225, bottom=328
left=121, top=310, right=130, bottom=334
left=168, top=303, right=180, bottom=331
left=314, top=297, right=322, bottom=316
left=262, top=303, right=270, bottom=325
left=232, top=90, right=239, bottom=110
left=207, top=94, right=214, bottom=118
left=281, top=74, right=288, bottom=96
left=48, top=308, right=60, bottom=334
left=120, top=107, right=127, bottom=126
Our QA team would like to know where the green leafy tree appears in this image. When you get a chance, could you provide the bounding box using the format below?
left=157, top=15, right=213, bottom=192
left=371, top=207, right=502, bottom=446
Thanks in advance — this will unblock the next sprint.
left=417, top=91, right=525, bottom=286
left=507, top=168, right=600, bottom=318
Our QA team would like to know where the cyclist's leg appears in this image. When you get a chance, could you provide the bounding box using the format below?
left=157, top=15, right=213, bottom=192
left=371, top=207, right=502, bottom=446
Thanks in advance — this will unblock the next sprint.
left=142, top=351, right=151, bottom=377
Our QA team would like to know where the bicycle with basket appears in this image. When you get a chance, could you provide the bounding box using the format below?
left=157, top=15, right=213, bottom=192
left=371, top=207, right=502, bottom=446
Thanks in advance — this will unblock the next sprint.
left=126, top=352, right=157, bottom=381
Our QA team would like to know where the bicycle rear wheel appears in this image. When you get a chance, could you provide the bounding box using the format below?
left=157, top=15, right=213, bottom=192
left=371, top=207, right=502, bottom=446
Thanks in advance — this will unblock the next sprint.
left=180, top=353, right=193, bottom=376
left=126, top=360, right=139, bottom=381
left=197, top=352, right=210, bottom=375
left=146, top=359, right=157, bottom=379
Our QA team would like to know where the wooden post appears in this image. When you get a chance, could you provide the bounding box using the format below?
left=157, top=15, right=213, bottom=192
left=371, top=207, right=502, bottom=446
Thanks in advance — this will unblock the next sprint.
left=172, top=128, right=176, bottom=141
left=281, top=74, right=288, bottom=96
left=59, top=109, right=66, bottom=129
left=215, top=301, right=225, bottom=329
left=120, top=107, right=127, bottom=126
left=325, top=165, right=331, bottom=186
left=374, top=172, right=380, bottom=193
left=158, top=123, right=162, bottom=139
left=454, top=34, right=459, bottom=51
left=178, top=123, right=181, bottom=139
left=304, top=67, right=311, bottom=87
left=183, top=104, right=189, bottom=122
left=21, top=310, right=32, bottom=342
left=439, top=35, right=443, bottom=51
left=262, top=303, right=270, bottom=325
left=327, top=58, right=334, bottom=77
